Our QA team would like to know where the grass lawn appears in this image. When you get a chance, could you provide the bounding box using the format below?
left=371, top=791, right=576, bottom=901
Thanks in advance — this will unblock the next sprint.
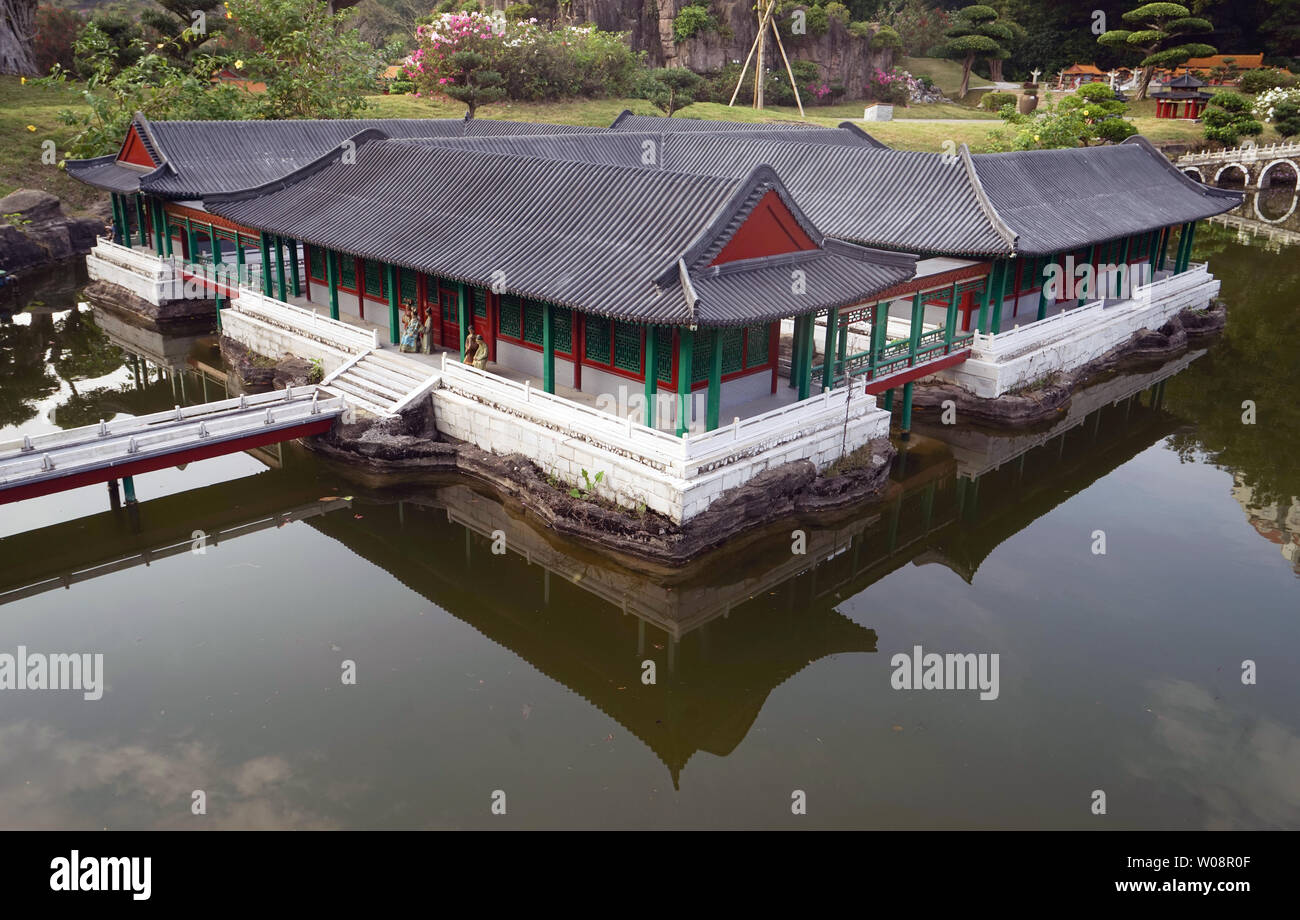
left=0, top=77, right=105, bottom=213
left=900, top=56, right=995, bottom=96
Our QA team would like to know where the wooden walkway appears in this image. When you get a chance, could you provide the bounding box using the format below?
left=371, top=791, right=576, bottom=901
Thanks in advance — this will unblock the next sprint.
left=0, top=387, right=345, bottom=504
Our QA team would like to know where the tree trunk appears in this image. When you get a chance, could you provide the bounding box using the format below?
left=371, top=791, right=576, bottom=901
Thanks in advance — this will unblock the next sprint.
left=1136, top=65, right=1155, bottom=102
left=0, top=0, right=38, bottom=76
left=989, top=58, right=1004, bottom=83
left=959, top=54, right=974, bottom=100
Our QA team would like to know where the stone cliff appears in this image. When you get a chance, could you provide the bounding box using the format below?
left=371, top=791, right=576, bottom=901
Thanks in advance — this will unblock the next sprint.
left=562, top=1, right=895, bottom=94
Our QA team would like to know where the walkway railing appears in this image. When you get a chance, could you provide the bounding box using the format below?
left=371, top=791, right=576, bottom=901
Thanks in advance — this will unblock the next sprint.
left=1177, top=140, right=1300, bottom=167
left=230, top=288, right=379, bottom=352
left=435, top=355, right=881, bottom=479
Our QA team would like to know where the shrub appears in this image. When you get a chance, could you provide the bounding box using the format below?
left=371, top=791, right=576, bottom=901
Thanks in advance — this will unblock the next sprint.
left=981, top=90, right=1016, bottom=111
left=672, top=5, right=715, bottom=43
left=502, top=3, right=536, bottom=20
left=1271, top=99, right=1300, bottom=139
left=1238, top=68, right=1296, bottom=94
left=869, top=25, right=902, bottom=51
left=34, top=7, right=85, bottom=76
left=848, top=21, right=872, bottom=40
left=1203, top=92, right=1264, bottom=146
left=863, top=67, right=910, bottom=105
left=824, top=2, right=850, bottom=26
left=387, top=78, right=415, bottom=94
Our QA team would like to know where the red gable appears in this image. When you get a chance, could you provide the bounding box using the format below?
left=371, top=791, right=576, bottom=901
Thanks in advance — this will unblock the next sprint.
left=711, top=189, right=818, bottom=266
left=117, top=125, right=157, bottom=168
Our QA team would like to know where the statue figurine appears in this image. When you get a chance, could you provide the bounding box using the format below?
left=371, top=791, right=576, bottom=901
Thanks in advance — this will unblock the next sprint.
left=399, top=303, right=424, bottom=353
left=464, top=330, right=477, bottom=363
left=472, top=333, right=488, bottom=371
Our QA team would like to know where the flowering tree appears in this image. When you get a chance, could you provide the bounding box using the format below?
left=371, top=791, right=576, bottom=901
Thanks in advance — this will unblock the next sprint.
left=986, top=83, right=1137, bottom=150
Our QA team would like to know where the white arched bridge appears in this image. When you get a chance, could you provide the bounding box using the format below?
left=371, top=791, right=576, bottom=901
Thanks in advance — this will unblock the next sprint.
left=1176, top=141, right=1300, bottom=189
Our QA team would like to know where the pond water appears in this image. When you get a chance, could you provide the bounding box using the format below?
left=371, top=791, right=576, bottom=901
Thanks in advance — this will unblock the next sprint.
left=0, top=215, right=1297, bottom=830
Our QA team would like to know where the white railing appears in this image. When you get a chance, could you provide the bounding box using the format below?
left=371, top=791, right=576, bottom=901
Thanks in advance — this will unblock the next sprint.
left=1177, top=141, right=1300, bottom=166
left=89, top=237, right=172, bottom=277
left=0, top=390, right=344, bottom=484
left=0, top=387, right=331, bottom=457
left=972, top=263, right=1211, bottom=360
left=434, top=356, right=878, bottom=479
left=231, top=289, right=379, bottom=352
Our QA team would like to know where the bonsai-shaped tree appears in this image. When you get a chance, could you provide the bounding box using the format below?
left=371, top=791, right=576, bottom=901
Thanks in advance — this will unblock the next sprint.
left=1202, top=92, right=1264, bottom=147
left=989, top=82, right=1137, bottom=149
left=1272, top=99, right=1300, bottom=140
left=649, top=67, right=703, bottom=117
left=444, top=49, right=504, bottom=119
left=1097, top=3, right=1216, bottom=101
left=942, top=5, right=1013, bottom=101
left=987, top=16, right=1025, bottom=83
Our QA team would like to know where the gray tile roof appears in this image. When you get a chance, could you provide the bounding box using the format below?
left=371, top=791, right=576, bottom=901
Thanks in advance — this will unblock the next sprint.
left=205, top=138, right=915, bottom=326
left=68, top=113, right=606, bottom=197
left=969, top=136, right=1244, bottom=256
left=64, top=155, right=155, bottom=194
left=609, top=110, right=887, bottom=148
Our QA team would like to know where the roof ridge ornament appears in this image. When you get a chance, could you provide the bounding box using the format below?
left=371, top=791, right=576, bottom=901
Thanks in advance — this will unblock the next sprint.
left=958, top=143, right=1019, bottom=255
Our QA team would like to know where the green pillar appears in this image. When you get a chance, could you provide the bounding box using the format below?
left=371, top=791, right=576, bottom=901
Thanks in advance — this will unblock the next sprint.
left=797, top=314, right=815, bottom=401
left=901, top=381, right=914, bottom=438
left=457, top=282, right=470, bottom=361
left=990, top=261, right=1011, bottom=333
left=288, top=239, right=301, bottom=297
left=235, top=234, right=246, bottom=287
left=821, top=307, right=838, bottom=391
left=259, top=232, right=273, bottom=295
left=867, top=301, right=885, bottom=380
left=109, top=194, right=123, bottom=243
left=1180, top=221, right=1197, bottom=272
left=122, top=475, right=137, bottom=505
left=184, top=217, right=196, bottom=264
left=542, top=302, right=555, bottom=394
left=134, top=194, right=147, bottom=247
left=151, top=200, right=164, bottom=256
left=908, top=290, right=923, bottom=369
left=945, top=281, right=959, bottom=350
left=1156, top=226, right=1171, bottom=272
left=160, top=204, right=172, bottom=257
left=977, top=261, right=1001, bottom=333
left=325, top=249, right=339, bottom=320
left=707, top=328, right=722, bottom=431
left=274, top=235, right=288, bottom=302
left=837, top=315, right=849, bottom=364
left=644, top=325, right=658, bottom=429
left=1079, top=245, right=1096, bottom=301
left=385, top=264, right=399, bottom=345
left=1037, top=254, right=1053, bottom=321
left=676, top=328, right=694, bottom=437
left=119, top=194, right=132, bottom=249
left=788, top=316, right=804, bottom=389
left=883, top=388, right=894, bottom=411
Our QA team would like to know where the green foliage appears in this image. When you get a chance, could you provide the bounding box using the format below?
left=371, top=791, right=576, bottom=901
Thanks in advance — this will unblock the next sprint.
left=1272, top=100, right=1300, bottom=140
left=1098, top=1, right=1214, bottom=97
left=869, top=25, right=902, bottom=51
left=1239, top=68, right=1297, bottom=94
left=503, top=3, right=536, bottom=20
left=672, top=5, right=715, bottom=44
left=443, top=50, right=505, bottom=117
left=985, top=84, right=1136, bottom=150
left=649, top=67, right=703, bottom=116
left=980, top=90, right=1015, bottom=111
left=941, top=4, right=1015, bottom=97
left=568, top=468, right=605, bottom=499
left=224, top=0, right=383, bottom=119
left=848, top=21, right=873, bottom=41
left=1203, top=92, right=1264, bottom=145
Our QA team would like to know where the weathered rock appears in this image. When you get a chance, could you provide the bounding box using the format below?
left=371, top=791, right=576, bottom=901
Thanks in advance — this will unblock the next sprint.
left=304, top=401, right=897, bottom=566
left=907, top=301, right=1228, bottom=428
left=218, top=335, right=313, bottom=392
left=0, top=189, right=104, bottom=274
left=81, top=279, right=216, bottom=332
left=567, top=0, right=894, bottom=93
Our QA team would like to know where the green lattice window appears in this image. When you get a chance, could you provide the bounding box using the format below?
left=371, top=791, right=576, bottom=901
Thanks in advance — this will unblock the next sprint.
left=522, top=299, right=544, bottom=345
left=720, top=327, right=744, bottom=375
left=691, top=329, right=712, bottom=383
left=339, top=255, right=357, bottom=290
left=442, top=290, right=458, bottom=324
left=363, top=259, right=384, bottom=297
left=399, top=269, right=417, bottom=304
left=499, top=294, right=521, bottom=337
left=745, top=324, right=770, bottom=367
left=552, top=307, right=573, bottom=354
left=656, top=328, right=673, bottom=383
left=585, top=315, right=610, bottom=363
left=471, top=286, right=487, bottom=317
left=308, top=246, right=325, bottom=279
left=612, top=323, right=641, bottom=374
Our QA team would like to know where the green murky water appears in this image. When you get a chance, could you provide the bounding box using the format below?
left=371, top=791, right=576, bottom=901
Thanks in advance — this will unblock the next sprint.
left=0, top=212, right=1297, bottom=829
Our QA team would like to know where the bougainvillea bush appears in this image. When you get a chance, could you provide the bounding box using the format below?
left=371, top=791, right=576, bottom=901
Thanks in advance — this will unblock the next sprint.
left=863, top=68, right=911, bottom=105
left=406, top=13, right=641, bottom=104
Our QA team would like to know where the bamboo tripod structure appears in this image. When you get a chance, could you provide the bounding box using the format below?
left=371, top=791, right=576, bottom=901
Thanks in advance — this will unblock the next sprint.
left=727, top=0, right=804, bottom=116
